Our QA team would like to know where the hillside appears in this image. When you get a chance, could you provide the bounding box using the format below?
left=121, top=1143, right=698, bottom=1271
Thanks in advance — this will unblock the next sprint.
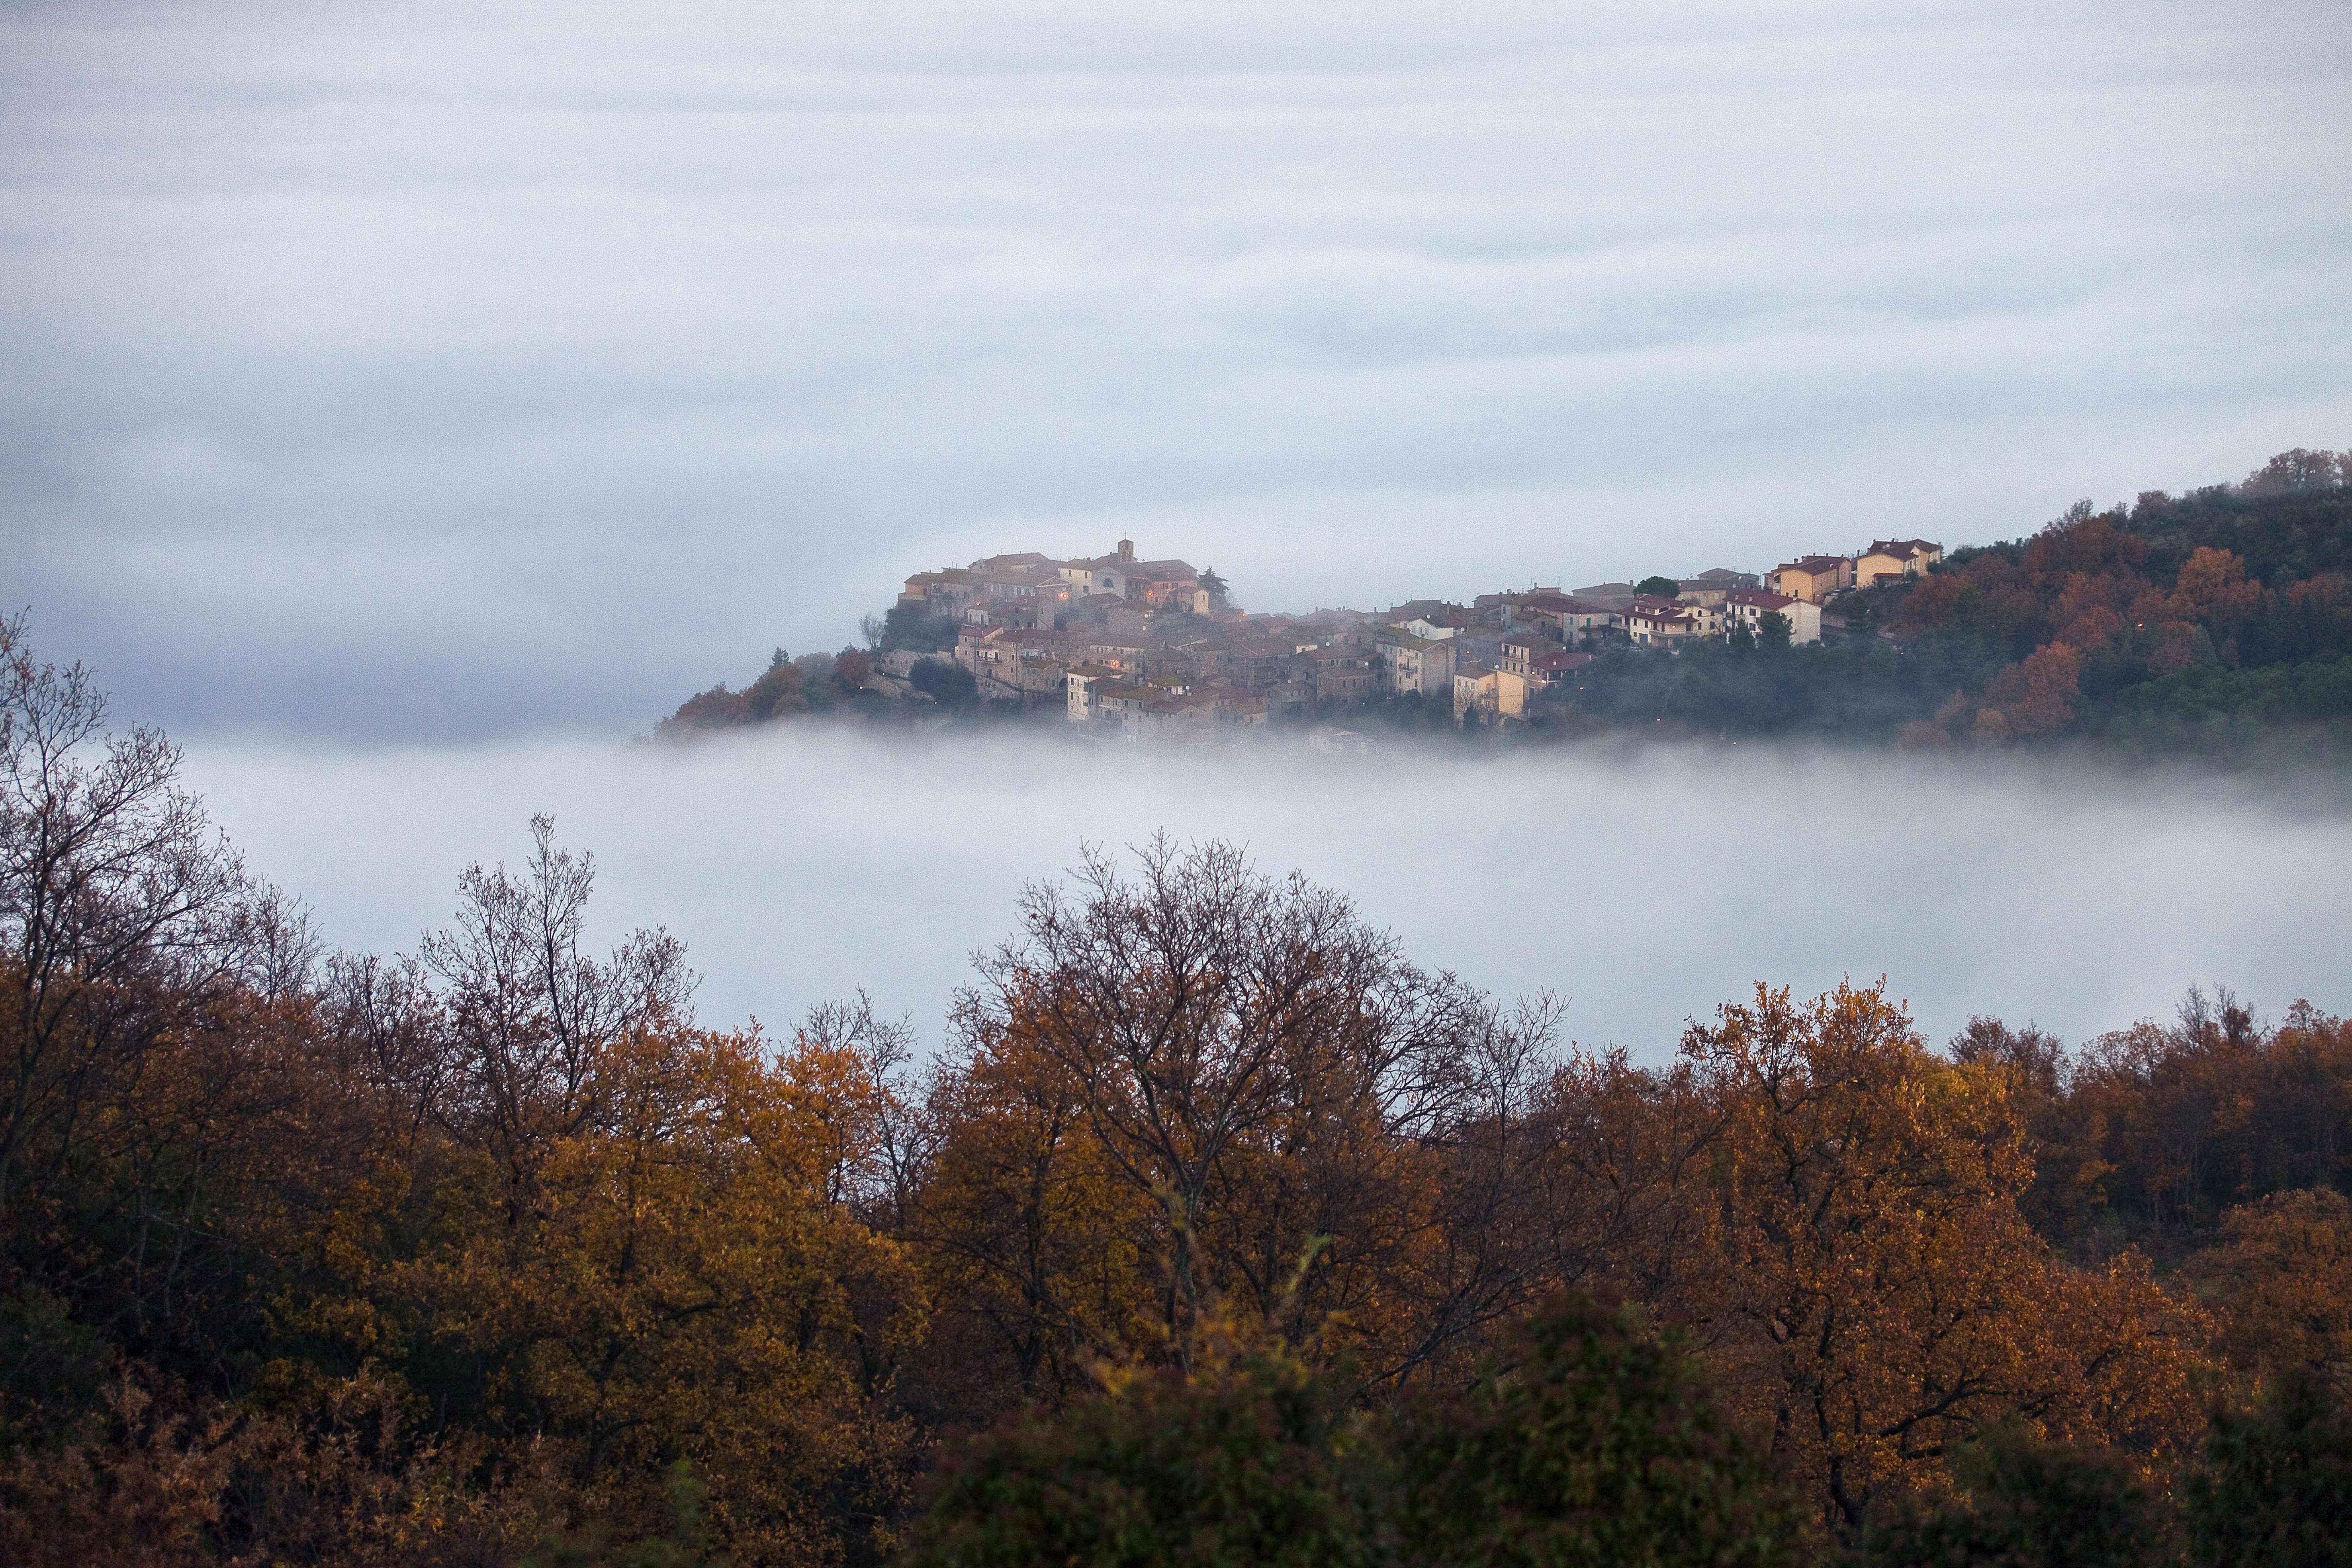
left=1555, top=473, right=2352, bottom=750
left=659, top=448, right=2352, bottom=753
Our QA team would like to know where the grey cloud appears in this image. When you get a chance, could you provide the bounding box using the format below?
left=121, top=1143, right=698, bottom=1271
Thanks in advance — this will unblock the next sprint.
left=5, top=0, right=2349, bottom=738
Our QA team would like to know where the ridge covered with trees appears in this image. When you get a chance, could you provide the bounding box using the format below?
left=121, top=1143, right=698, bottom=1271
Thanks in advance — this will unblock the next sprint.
left=1561, top=451, right=2352, bottom=750
left=5, top=615, right=2348, bottom=1565
left=663, top=448, right=2352, bottom=755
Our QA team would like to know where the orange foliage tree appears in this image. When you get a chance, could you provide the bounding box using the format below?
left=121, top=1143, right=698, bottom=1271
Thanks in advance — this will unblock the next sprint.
left=1510, top=982, right=2213, bottom=1529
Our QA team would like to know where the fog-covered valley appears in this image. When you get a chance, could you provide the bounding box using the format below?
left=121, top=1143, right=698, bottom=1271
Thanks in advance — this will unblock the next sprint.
left=180, top=728, right=2351, bottom=1057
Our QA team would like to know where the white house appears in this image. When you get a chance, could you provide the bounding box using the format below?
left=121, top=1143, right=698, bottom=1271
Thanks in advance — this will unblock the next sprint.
left=1723, top=588, right=1822, bottom=644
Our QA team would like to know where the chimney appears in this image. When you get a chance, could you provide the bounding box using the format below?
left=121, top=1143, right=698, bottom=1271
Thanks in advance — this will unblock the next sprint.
left=1117, top=538, right=1135, bottom=563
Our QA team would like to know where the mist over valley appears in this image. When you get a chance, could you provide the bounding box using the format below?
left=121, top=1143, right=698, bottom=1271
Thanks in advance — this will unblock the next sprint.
left=181, top=726, right=2352, bottom=1057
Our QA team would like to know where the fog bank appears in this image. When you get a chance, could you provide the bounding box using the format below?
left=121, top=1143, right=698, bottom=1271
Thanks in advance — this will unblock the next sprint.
left=175, top=729, right=2351, bottom=1058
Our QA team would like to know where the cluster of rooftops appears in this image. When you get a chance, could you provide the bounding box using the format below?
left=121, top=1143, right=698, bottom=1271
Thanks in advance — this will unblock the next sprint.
left=889, top=536, right=1942, bottom=735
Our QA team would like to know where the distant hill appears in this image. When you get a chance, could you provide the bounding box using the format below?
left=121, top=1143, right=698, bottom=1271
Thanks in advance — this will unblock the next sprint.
left=1506, top=450, right=2352, bottom=752
left=659, top=446, right=2352, bottom=754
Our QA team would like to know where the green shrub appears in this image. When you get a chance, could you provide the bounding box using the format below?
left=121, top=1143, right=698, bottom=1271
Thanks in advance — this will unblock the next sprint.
left=902, top=1341, right=1362, bottom=1568
left=1857, top=1424, right=2162, bottom=1568
left=1376, top=1293, right=1806, bottom=1568
left=2182, top=1368, right=2352, bottom=1568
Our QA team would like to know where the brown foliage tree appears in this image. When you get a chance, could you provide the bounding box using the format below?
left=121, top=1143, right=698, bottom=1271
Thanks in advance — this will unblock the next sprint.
left=2239, top=447, right=2346, bottom=496
left=1976, top=640, right=2082, bottom=738
left=1365, top=981, right=2228, bottom=1532
left=2046, top=996, right=2352, bottom=1247
left=925, top=836, right=1556, bottom=1402
left=2189, top=1189, right=2352, bottom=1392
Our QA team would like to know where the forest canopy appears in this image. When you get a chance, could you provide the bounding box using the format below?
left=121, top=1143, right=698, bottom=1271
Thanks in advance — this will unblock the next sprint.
left=4, top=614, right=2348, bottom=1565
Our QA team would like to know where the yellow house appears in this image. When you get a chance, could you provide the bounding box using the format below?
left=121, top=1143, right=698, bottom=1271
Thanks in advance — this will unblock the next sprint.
left=1452, top=666, right=1528, bottom=723
left=1767, top=554, right=1853, bottom=603
left=1855, top=539, right=1944, bottom=587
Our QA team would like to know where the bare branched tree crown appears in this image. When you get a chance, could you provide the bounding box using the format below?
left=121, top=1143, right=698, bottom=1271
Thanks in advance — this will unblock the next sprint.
left=952, top=833, right=1561, bottom=1371
left=1, top=612, right=309, bottom=1216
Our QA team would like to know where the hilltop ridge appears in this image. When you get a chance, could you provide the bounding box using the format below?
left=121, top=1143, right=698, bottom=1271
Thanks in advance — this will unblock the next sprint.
left=661, top=447, right=2352, bottom=753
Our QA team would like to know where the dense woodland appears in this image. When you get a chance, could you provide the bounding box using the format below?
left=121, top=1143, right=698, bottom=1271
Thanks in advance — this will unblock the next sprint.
left=1553, top=451, right=2352, bottom=750
left=6, top=614, right=2349, bottom=1566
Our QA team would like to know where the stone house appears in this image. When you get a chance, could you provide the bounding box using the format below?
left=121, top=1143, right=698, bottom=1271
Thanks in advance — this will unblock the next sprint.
left=1375, top=627, right=1457, bottom=696
left=1499, top=628, right=1561, bottom=678
left=1452, top=664, right=1528, bottom=723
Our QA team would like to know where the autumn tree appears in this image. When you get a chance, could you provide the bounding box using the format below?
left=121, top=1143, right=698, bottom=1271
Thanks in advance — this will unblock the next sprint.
left=1515, top=1045, right=1731, bottom=1316
left=937, top=837, right=1555, bottom=1392
left=413, top=815, right=691, bottom=1194
left=1941, top=1014, right=2109, bottom=1242
left=1971, top=640, right=2082, bottom=740
left=1669, top=982, right=2208, bottom=1527
left=2171, top=546, right=2262, bottom=624
left=350, top=1021, right=920, bottom=1562
left=904, top=1010, right=1161, bottom=1415
left=2239, top=448, right=2346, bottom=497
left=0, top=613, right=333, bottom=1406
left=656, top=652, right=814, bottom=735
left=281, top=823, right=922, bottom=1565
left=2051, top=996, right=2352, bottom=1247
left=2189, top=1189, right=2352, bottom=1391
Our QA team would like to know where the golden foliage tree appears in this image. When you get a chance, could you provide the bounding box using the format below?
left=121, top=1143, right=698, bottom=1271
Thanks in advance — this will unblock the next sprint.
left=1664, top=983, right=2209, bottom=1525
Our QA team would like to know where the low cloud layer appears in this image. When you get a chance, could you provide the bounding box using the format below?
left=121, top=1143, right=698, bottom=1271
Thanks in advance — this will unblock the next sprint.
left=179, top=729, right=2352, bottom=1059
left=7, top=1, right=2350, bottom=738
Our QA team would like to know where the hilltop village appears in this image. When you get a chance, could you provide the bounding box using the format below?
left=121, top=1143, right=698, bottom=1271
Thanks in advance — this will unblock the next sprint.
left=663, top=456, right=2350, bottom=752
left=877, top=536, right=1940, bottom=737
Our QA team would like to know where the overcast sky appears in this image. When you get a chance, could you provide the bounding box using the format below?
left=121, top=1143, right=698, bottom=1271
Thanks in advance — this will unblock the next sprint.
left=6, top=0, right=2349, bottom=740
